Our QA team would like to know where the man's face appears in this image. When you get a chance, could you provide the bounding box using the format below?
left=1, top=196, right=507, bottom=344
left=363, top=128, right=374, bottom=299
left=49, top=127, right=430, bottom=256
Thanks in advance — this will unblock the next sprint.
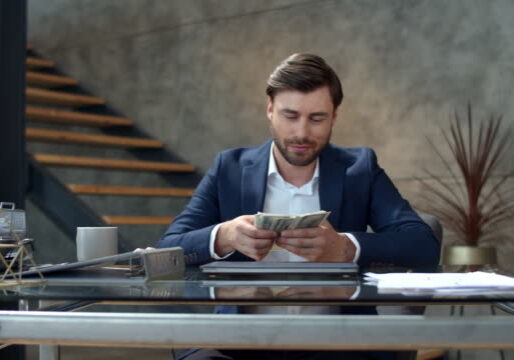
left=267, top=86, right=337, bottom=167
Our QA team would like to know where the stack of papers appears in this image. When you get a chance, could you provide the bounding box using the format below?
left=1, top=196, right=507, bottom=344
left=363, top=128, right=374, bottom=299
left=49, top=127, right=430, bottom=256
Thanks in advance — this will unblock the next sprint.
left=364, top=271, right=514, bottom=295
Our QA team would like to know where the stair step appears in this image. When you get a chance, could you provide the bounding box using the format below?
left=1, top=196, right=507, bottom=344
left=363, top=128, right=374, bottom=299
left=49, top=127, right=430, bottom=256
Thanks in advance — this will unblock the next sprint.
left=33, top=153, right=196, bottom=173
left=26, top=71, right=78, bottom=88
left=26, top=106, right=133, bottom=127
left=26, top=56, right=54, bottom=69
left=102, top=216, right=173, bottom=225
left=68, top=184, right=195, bottom=197
left=26, top=128, right=163, bottom=149
left=27, top=87, right=105, bottom=107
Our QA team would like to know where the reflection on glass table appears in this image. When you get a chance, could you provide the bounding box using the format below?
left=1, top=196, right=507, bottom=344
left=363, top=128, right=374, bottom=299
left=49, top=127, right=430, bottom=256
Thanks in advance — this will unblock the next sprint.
left=1, top=265, right=514, bottom=357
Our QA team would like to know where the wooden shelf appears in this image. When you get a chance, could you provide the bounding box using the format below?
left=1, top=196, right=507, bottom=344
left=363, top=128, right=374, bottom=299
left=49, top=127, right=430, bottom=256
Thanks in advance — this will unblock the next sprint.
left=26, top=106, right=133, bottom=127
left=26, top=87, right=105, bottom=107
left=33, top=153, right=195, bottom=173
left=102, top=216, right=174, bottom=225
left=68, top=184, right=194, bottom=197
left=26, top=56, right=54, bottom=69
left=26, top=128, right=163, bottom=149
left=26, top=71, right=78, bottom=88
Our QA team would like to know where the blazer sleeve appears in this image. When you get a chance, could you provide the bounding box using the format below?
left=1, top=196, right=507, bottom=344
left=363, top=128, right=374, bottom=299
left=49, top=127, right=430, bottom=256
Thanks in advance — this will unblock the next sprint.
left=156, top=153, right=222, bottom=264
left=349, top=149, right=441, bottom=266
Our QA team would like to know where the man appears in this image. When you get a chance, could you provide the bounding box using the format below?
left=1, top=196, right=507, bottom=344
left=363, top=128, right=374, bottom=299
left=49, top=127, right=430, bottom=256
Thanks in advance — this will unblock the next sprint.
left=158, top=53, right=440, bottom=359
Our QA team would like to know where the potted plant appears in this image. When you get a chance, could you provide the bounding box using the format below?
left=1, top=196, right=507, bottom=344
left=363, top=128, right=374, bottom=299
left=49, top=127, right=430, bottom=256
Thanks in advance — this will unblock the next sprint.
left=418, top=104, right=514, bottom=267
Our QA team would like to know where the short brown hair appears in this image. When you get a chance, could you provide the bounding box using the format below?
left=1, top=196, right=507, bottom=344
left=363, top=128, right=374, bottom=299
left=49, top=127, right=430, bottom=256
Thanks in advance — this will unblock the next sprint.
left=266, top=53, right=343, bottom=108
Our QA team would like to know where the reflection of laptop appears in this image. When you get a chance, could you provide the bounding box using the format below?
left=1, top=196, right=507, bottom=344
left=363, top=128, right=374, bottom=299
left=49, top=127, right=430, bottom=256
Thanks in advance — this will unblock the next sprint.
left=201, top=279, right=359, bottom=287
left=200, top=261, right=358, bottom=275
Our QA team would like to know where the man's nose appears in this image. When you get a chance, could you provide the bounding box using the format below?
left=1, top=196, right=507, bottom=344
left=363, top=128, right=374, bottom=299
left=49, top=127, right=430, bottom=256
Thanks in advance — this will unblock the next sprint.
left=295, top=119, right=310, bottom=139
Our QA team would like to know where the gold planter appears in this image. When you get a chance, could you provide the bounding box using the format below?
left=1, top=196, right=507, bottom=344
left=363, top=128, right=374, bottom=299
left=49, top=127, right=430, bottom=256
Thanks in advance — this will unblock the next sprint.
left=442, top=245, right=497, bottom=266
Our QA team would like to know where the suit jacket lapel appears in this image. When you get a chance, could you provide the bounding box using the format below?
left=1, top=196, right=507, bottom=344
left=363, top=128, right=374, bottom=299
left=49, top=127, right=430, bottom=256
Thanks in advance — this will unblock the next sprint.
left=319, top=144, right=346, bottom=228
left=241, top=141, right=271, bottom=214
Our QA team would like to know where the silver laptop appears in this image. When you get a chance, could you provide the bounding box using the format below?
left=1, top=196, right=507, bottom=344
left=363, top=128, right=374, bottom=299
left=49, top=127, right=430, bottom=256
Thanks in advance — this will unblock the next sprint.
left=200, top=261, right=358, bottom=275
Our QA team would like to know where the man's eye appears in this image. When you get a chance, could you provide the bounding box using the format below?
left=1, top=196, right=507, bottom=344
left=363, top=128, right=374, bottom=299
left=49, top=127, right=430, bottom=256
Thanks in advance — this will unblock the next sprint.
left=285, top=115, right=298, bottom=120
left=311, top=117, right=325, bottom=123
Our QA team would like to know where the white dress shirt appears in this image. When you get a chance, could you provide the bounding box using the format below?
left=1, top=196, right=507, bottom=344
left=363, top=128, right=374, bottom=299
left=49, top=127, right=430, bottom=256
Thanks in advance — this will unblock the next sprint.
left=209, top=143, right=361, bottom=313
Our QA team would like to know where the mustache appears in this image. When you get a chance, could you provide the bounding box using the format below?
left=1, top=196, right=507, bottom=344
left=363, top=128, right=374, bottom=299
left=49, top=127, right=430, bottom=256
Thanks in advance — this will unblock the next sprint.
left=284, top=137, right=316, bottom=146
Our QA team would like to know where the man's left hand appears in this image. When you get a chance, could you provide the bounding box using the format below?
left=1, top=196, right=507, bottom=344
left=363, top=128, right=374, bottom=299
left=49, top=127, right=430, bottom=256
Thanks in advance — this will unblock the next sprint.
left=275, top=221, right=356, bottom=262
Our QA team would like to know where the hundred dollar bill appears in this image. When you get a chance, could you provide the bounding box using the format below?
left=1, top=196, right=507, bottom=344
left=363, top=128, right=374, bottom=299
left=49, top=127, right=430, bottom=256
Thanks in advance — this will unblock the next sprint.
left=255, top=211, right=331, bottom=251
left=255, top=210, right=330, bottom=231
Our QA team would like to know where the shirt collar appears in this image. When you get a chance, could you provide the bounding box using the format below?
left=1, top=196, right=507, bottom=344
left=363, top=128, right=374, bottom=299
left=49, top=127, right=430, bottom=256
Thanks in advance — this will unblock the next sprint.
left=268, top=142, right=319, bottom=191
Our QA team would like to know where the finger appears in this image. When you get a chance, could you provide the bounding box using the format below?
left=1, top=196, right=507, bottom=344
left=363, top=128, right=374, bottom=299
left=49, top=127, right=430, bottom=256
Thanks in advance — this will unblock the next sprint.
left=277, top=288, right=316, bottom=298
left=277, top=237, right=322, bottom=249
left=241, top=215, right=256, bottom=225
left=244, top=248, right=272, bottom=261
left=237, top=217, right=276, bottom=236
left=235, top=220, right=276, bottom=240
left=256, top=287, right=274, bottom=298
left=242, top=225, right=278, bottom=239
left=277, top=242, right=313, bottom=254
left=280, top=227, right=322, bottom=238
left=238, top=237, right=271, bottom=252
left=320, top=219, right=334, bottom=229
left=238, top=240, right=274, bottom=260
left=277, top=243, right=322, bottom=259
left=250, top=238, right=276, bottom=250
left=275, top=287, right=301, bottom=297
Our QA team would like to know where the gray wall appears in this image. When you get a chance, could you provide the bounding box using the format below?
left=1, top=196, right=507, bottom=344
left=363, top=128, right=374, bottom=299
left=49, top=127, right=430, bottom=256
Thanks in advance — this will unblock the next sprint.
left=27, top=1, right=514, bottom=267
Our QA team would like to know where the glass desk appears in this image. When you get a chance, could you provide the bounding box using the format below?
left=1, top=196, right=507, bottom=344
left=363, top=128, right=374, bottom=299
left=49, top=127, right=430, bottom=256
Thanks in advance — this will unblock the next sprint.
left=0, top=266, right=514, bottom=355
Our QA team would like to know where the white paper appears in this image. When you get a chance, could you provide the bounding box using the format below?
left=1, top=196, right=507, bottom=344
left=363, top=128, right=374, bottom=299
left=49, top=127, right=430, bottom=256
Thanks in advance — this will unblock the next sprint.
left=364, top=271, right=514, bottom=294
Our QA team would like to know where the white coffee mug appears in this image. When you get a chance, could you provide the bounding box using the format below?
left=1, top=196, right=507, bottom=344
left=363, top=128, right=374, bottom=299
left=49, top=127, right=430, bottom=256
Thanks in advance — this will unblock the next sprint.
left=76, top=227, right=118, bottom=262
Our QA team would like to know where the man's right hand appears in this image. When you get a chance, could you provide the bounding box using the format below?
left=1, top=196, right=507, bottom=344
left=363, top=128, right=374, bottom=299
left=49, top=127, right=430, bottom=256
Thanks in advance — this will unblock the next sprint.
left=215, top=215, right=278, bottom=260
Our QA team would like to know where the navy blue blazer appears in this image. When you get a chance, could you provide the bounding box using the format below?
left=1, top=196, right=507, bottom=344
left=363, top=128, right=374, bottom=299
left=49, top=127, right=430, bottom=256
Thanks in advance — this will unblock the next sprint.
left=158, top=140, right=440, bottom=266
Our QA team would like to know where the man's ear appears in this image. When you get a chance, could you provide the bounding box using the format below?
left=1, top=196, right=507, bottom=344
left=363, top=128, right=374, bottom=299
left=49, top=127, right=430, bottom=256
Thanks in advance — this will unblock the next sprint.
left=266, top=97, right=274, bottom=121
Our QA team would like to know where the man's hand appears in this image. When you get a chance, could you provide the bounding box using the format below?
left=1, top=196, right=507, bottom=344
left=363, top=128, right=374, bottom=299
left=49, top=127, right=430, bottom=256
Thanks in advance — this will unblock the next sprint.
left=275, top=220, right=356, bottom=262
left=215, top=215, right=278, bottom=260
left=215, top=286, right=273, bottom=300
left=275, top=286, right=357, bottom=300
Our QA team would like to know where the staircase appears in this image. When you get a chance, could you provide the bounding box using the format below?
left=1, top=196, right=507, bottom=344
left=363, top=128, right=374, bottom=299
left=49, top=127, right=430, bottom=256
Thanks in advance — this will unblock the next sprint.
left=25, top=49, right=201, bottom=253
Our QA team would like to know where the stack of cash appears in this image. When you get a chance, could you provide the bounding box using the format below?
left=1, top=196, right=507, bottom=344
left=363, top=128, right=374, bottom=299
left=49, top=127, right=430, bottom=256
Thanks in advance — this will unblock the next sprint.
left=255, top=210, right=330, bottom=232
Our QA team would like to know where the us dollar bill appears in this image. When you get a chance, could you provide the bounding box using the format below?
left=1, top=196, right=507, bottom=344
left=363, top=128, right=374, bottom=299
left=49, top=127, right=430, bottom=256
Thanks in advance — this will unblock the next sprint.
left=255, top=210, right=330, bottom=231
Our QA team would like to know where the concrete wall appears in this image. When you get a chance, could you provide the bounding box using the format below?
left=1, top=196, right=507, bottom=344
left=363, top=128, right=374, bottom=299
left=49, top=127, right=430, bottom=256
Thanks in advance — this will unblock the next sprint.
left=27, top=1, right=514, bottom=266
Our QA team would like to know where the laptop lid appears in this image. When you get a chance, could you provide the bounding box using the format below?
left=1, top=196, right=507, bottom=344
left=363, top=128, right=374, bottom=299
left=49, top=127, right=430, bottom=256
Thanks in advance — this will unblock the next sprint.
left=200, top=261, right=358, bottom=275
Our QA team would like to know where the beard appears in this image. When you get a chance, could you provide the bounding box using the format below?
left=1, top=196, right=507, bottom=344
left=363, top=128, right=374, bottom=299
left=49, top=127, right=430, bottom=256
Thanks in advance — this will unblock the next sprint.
left=270, top=125, right=331, bottom=167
